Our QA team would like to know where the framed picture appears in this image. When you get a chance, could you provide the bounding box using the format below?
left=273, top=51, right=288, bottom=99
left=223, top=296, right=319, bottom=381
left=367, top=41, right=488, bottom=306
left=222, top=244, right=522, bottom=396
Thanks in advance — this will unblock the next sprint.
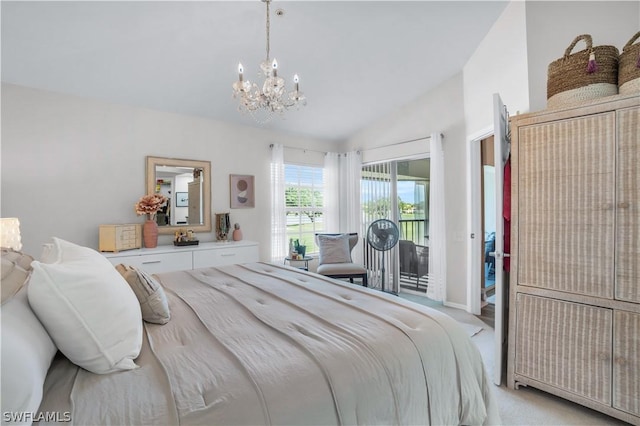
left=176, top=192, right=188, bottom=207
left=230, top=174, right=255, bottom=208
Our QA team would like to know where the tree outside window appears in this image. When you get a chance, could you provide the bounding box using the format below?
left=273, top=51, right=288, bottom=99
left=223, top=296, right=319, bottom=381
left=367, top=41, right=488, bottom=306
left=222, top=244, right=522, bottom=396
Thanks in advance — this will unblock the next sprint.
left=285, top=164, right=325, bottom=254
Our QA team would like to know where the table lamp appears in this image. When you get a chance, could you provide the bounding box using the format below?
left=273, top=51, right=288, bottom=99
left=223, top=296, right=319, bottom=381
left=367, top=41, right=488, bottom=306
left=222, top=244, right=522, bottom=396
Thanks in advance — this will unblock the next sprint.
left=0, top=218, right=22, bottom=251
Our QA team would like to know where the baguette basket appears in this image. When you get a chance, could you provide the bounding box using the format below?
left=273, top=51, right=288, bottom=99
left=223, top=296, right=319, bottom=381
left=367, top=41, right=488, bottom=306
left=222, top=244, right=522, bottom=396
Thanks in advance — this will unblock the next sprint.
left=547, top=34, right=619, bottom=108
left=619, top=31, right=640, bottom=95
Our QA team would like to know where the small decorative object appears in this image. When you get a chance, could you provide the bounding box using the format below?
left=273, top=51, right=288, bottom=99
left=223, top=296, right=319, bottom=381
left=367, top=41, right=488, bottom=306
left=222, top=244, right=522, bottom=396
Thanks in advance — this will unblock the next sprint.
left=134, top=193, right=168, bottom=248
left=294, top=239, right=306, bottom=258
left=99, top=224, right=142, bottom=252
left=215, top=213, right=231, bottom=241
left=232, top=223, right=243, bottom=241
left=547, top=34, right=619, bottom=108
left=230, top=174, right=255, bottom=209
left=173, top=228, right=199, bottom=246
left=289, top=238, right=295, bottom=257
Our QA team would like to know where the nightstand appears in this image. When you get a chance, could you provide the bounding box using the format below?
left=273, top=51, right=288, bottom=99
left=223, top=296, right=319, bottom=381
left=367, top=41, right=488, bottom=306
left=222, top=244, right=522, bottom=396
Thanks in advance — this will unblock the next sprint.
left=284, top=256, right=312, bottom=271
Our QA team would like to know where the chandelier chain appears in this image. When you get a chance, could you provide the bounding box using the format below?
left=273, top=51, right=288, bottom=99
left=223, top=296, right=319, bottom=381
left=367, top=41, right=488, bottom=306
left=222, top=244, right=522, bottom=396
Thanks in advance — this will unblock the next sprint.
left=265, top=0, right=270, bottom=62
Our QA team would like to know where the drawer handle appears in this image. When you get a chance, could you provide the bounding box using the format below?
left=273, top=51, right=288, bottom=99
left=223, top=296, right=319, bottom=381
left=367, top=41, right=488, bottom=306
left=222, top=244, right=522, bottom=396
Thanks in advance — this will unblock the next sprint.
left=221, top=253, right=236, bottom=257
left=141, top=260, right=162, bottom=264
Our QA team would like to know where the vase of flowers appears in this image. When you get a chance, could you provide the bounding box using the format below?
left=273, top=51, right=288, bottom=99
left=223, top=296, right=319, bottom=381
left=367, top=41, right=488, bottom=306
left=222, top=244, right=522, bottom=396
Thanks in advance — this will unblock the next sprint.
left=134, top=194, right=168, bottom=248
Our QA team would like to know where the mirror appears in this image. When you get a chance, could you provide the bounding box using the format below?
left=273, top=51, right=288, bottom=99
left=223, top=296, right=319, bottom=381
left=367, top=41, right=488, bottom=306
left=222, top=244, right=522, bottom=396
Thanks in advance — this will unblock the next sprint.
left=146, top=156, right=211, bottom=235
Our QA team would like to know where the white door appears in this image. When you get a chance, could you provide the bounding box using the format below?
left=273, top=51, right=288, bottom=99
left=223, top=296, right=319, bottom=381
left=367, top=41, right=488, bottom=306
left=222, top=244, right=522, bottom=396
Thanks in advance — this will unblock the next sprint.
left=492, top=93, right=510, bottom=386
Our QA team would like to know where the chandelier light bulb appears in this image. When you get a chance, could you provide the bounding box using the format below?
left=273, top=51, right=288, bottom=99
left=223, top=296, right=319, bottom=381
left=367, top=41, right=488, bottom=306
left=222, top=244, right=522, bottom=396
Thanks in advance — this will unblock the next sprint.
left=293, top=74, right=299, bottom=91
left=238, top=63, right=244, bottom=81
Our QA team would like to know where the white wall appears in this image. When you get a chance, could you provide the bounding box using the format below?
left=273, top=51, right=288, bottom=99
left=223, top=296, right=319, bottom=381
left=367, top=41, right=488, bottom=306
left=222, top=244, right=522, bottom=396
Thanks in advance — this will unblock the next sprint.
left=1, top=83, right=340, bottom=259
left=525, top=1, right=640, bottom=111
left=346, top=73, right=469, bottom=306
left=463, top=1, right=530, bottom=137
left=342, top=0, right=639, bottom=309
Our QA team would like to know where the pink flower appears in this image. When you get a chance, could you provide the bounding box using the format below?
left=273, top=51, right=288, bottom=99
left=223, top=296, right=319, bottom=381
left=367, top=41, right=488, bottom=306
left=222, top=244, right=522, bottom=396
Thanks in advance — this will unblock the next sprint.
left=134, top=194, right=168, bottom=219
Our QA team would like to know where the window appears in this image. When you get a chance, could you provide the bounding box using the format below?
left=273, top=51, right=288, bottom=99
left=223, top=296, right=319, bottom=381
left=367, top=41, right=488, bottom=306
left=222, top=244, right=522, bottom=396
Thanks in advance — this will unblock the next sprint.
left=285, top=164, right=325, bottom=254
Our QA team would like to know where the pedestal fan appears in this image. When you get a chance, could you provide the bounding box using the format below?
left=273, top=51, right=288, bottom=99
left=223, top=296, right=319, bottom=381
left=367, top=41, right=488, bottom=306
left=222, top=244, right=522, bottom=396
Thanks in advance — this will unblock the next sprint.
left=366, top=219, right=400, bottom=292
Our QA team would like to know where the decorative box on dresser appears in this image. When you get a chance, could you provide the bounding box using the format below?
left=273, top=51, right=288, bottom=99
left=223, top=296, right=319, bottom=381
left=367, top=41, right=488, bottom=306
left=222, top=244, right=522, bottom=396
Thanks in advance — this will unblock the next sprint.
left=103, top=240, right=259, bottom=274
left=507, top=94, right=639, bottom=425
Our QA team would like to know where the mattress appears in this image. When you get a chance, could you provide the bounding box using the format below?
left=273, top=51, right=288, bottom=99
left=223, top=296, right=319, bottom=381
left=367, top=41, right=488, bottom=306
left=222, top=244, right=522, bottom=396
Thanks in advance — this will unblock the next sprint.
left=36, top=262, right=499, bottom=425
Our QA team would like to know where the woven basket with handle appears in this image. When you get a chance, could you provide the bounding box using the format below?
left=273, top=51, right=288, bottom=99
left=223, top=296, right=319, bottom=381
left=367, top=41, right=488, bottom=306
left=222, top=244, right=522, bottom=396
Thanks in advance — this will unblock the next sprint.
left=619, top=31, right=640, bottom=95
left=547, top=34, right=619, bottom=108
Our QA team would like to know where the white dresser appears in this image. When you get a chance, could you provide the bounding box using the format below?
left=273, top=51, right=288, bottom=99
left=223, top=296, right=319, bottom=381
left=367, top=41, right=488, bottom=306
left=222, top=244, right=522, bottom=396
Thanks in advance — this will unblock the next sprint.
left=103, top=240, right=259, bottom=274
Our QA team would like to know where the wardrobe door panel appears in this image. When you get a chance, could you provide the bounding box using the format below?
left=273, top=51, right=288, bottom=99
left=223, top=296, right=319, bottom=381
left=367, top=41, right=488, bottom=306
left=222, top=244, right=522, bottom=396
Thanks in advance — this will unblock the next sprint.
left=616, top=106, right=640, bottom=303
left=515, top=294, right=612, bottom=404
left=613, top=310, right=640, bottom=417
left=517, top=113, right=615, bottom=298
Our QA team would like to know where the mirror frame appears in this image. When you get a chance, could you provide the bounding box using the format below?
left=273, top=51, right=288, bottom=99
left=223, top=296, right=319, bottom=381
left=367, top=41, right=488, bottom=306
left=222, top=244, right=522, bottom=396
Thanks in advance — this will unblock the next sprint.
left=146, top=156, right=212, bottom=235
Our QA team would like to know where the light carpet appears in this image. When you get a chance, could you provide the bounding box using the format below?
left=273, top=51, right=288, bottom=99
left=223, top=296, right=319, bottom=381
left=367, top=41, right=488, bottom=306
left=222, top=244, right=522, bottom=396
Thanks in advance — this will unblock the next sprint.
left=458, top=321, right=483, bottom=337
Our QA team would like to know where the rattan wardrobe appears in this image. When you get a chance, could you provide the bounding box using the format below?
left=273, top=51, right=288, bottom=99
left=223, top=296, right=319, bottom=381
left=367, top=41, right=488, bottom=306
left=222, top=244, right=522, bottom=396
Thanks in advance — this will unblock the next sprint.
left=507, top=93, right=639, bottom=425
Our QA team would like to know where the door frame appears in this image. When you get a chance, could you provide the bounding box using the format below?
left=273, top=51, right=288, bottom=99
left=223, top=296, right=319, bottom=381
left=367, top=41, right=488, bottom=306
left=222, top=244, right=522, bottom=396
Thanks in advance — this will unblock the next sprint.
left=466, top=126, right=494, bottom=315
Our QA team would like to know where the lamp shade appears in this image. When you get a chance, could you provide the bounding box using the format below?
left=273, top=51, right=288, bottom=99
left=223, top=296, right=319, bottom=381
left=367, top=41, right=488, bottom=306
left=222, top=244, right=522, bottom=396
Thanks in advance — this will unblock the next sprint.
left=0, top=218, right=22, bottom=251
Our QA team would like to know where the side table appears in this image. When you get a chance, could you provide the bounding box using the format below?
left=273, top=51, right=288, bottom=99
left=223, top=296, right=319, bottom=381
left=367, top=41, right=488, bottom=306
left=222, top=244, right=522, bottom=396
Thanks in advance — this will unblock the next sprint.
left=284, top=256, right=312, bottom=271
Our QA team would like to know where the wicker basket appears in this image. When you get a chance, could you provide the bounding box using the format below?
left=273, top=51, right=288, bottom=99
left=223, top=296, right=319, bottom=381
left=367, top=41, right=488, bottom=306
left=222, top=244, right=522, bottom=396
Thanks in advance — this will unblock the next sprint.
left=547, top=34, right=619, bottom=108
left=619, top=31, right=640, bottom=95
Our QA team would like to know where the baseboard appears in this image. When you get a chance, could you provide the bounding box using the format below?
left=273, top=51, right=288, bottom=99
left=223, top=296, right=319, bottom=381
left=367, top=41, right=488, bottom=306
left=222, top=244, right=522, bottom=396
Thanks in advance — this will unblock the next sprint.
left=443, top=301, right=467, bottom=310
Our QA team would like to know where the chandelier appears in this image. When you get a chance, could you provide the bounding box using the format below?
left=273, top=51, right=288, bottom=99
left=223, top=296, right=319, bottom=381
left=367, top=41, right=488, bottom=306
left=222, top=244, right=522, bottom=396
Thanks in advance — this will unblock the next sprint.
left=232, top=0, right=306, bottom=123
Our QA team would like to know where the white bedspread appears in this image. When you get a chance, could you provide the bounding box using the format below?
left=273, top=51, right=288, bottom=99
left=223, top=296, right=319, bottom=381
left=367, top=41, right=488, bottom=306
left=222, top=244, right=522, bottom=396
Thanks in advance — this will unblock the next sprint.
left=37, top=262, right=499, bottom=425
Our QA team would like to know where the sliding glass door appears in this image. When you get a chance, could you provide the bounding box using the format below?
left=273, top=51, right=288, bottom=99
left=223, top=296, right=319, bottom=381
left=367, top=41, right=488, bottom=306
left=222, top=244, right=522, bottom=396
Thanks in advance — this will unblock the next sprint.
left=361, top=158, right=430, bottom=295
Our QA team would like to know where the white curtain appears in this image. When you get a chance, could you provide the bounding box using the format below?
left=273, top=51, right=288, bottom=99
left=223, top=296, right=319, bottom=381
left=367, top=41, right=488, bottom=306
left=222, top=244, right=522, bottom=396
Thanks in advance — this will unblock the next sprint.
left=270, top=144, right=287, bottom=262
left=323, top=152, right=340, bottom=232
left=427, top=133, right=446, bottom=301
left=339, top=151, right=363, bottom=263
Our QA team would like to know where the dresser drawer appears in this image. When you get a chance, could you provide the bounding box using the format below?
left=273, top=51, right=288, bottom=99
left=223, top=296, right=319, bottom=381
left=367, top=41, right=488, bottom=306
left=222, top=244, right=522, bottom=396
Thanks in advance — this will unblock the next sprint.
left=107, top=251, right=192, bottom=274
left=193, top=245, right=259, bottom=269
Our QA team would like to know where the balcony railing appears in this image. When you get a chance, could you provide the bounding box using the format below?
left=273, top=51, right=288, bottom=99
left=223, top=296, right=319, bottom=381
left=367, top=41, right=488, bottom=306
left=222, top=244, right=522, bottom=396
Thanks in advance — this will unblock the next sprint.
left=398, top=219, right=428, bottom=246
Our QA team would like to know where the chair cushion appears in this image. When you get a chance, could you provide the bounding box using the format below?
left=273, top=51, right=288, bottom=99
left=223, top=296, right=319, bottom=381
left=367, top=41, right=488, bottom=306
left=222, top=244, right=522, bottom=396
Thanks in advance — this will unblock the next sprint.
left=317, top=234, right=352, bottom=264
left=317, top=262, right=367, bottom=276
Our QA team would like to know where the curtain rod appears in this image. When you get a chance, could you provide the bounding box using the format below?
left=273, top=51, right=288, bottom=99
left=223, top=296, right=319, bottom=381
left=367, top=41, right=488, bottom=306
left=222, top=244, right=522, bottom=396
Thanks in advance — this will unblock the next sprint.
left=269, top=144, right=327, bottom=155
left=375, top=133, right=444, bottom=148
left=269, top=133, right=443, bottom=155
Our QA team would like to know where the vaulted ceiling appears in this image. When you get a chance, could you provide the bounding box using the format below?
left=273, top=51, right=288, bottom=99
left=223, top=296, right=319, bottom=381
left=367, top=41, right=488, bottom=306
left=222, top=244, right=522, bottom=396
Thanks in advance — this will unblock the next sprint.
left=1, top=1, right=508, bottom=142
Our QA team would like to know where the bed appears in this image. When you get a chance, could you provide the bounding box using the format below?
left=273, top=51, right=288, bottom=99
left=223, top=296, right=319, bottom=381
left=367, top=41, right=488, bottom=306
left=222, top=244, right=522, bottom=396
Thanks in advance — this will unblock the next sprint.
left=1, top=238, right=499, bottom=425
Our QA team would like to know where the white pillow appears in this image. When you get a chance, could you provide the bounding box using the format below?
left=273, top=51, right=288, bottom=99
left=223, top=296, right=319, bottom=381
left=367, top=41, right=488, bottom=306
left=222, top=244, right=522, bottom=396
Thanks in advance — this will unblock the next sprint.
left=1, top=285, right=57, bottom=422
left=317, top=234, right=352, bottom=265
left=28, top=238, right=143, bottom=374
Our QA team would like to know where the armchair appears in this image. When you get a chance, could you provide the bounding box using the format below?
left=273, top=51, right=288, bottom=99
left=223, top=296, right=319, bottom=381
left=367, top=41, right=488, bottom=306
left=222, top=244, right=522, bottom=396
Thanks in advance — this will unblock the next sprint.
left=399, top=240, right=429, bottom=289
left=315, top=233, right=368, bottom=287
